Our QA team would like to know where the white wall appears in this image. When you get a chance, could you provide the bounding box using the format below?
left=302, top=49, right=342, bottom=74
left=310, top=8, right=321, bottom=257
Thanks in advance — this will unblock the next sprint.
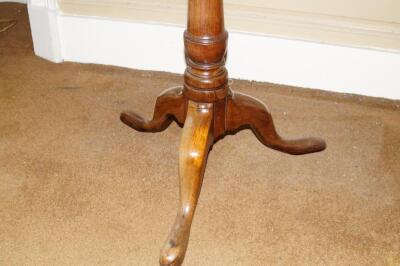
left=58, top=0, right=400, bottom=52
left=27, top=1, right=400, bottom=100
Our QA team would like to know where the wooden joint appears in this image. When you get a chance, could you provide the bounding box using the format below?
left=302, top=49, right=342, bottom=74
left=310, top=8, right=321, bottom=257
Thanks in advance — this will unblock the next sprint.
left=183, top=83, right=229, bottom=103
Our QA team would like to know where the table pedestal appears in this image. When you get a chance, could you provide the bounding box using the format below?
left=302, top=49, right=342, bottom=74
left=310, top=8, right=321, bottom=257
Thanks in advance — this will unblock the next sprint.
left=121, top=1, right=326, bottom=265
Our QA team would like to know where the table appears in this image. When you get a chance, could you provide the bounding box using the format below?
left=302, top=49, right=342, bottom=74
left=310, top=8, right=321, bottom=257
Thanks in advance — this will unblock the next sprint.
left=120, top=1, right=326, bottom=265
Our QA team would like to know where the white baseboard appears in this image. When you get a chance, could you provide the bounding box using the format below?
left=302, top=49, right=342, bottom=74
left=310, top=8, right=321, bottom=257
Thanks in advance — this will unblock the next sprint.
left=27, top=3, right=400, bottom=100
left=27, top=1, right=62, bottom=62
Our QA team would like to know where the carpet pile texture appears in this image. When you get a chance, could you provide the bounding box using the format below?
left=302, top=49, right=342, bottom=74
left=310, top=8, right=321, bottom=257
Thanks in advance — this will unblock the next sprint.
left=1, top=3, right=399, bottom=265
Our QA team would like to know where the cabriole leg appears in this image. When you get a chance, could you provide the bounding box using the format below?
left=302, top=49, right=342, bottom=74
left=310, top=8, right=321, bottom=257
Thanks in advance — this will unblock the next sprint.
left=226, top=92, right=326, bottom=155
left=121, top=87, right=186, bottom=132
left=159, top=101, right=214, bottom=266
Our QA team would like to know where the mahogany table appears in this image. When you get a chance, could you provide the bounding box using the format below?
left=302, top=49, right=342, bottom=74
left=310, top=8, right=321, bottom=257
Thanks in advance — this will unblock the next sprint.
left=121, top=1, right=326, bottom=265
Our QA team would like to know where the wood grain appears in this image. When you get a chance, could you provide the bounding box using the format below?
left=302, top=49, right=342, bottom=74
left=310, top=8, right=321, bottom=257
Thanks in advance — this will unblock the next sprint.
left=226, top=91, right=326, bottom=155
left=159, top=101, right=213, bottom=266
left=120, top=0, right=326, bottom=265
left=121, top=86, right=186, bottom=132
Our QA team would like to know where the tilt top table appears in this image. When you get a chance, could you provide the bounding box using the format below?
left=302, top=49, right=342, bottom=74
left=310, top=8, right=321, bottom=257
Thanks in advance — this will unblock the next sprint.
left=120, top=0, right=326, bottom=265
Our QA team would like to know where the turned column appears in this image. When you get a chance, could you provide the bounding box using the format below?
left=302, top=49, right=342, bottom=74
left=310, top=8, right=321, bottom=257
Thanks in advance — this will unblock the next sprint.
left=184, top=0, right=230, bottom=141
left=184, top=0, right=228, bottom=102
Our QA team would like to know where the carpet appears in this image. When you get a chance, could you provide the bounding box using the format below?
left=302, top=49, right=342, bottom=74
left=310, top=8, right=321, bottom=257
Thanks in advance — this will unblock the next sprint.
left=1, top=3, right=399, bottom=265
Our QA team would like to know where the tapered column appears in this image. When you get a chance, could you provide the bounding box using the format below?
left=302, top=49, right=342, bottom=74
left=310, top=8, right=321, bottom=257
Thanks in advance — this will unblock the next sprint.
left=183, top=0, right=229, bottom=103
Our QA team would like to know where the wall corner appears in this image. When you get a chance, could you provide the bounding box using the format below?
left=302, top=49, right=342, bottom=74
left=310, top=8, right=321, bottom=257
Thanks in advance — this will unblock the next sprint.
left=27, top=0, right=63, bottom=63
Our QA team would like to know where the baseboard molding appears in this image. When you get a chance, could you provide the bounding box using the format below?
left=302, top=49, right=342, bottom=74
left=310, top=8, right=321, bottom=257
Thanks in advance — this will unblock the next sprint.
left=58, top=1, right=400, bottom=52
left=27, top=2, right=400, bottom=100
left=27, top=1, right=62, bottom=62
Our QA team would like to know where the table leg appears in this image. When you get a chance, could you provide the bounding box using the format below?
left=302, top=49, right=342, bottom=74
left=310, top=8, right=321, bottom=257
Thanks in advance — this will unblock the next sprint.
left=159, top=101, right=214, bottom=266
left=226, top=92, right=326, bottom=155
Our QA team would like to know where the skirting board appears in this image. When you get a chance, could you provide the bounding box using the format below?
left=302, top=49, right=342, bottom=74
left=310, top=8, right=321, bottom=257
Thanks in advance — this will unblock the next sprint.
left=27, top=4, right=400, bottom=100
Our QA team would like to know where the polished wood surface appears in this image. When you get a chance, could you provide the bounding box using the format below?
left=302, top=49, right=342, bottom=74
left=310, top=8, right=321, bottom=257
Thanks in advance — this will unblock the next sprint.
left=120, top=0, right=326, bottom=265
left=159, top=101, right=213, bottom=266
left=225, top=92, right=326, bottom=155
left=120, top=86, right=186, bottom=132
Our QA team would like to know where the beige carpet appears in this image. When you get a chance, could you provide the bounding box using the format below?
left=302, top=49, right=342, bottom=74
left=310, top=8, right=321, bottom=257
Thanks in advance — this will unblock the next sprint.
left=1, top=3, right=400, bottom=266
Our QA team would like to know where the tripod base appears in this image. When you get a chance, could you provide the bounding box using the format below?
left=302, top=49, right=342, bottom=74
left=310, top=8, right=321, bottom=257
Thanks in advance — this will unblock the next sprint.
left=121, top=86, right=326, bottom=266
